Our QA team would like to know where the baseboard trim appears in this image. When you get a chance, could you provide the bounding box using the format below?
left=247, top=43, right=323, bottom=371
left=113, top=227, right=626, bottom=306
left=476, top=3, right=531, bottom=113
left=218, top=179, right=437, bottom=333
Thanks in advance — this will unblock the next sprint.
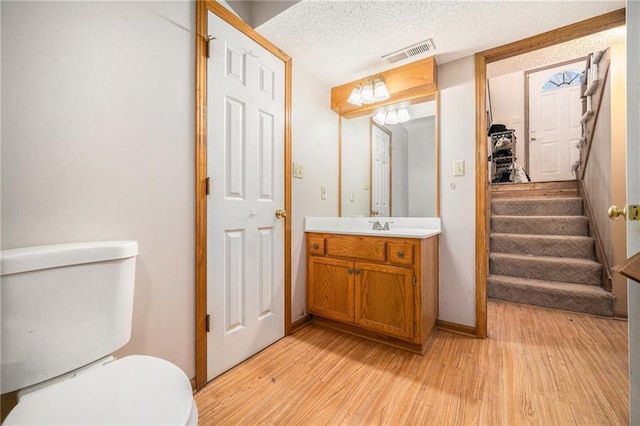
left=291, top=314, right=313, bottom=333
left=190, top=377, right=197, bottom=392
left=437, top=320, right=477, bottom=337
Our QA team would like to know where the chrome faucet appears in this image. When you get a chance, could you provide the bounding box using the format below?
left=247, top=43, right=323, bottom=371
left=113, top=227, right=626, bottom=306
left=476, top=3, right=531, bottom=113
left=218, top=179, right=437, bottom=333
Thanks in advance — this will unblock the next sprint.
left=370, top=220, right=393, bottom=230
left=370, top=220, right=383, bottom=230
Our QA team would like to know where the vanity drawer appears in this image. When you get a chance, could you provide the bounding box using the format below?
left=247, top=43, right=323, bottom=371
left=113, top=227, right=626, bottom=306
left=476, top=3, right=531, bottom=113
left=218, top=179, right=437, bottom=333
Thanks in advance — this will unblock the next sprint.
left=326, top=236, right=386, bottom=262
left=388, top=242, right=413, bottom=266
left=308, top=236, right=326, bottom=255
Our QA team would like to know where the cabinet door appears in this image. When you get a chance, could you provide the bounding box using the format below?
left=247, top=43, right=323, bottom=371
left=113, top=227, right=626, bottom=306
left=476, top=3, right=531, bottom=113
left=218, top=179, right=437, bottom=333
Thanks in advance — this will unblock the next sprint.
left=355, top=263, right=414, bottom=340
left=308, top=257, right=355, bottom=322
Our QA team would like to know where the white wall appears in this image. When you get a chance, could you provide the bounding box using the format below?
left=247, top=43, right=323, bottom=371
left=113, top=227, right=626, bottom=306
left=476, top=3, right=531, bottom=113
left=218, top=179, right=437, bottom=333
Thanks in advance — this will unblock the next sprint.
left=408, top=117, right=436, bottom=217
left=489, top=72, right=526, bottom=164
left=341, top=116, right=370, bottom=217
left=391, top=125, right=409, bottom=217
left=1, top=1, right=196, bottom=377
left=290, top=63, right=339, bottom=321
left=438, top=56, right=477, bottom=327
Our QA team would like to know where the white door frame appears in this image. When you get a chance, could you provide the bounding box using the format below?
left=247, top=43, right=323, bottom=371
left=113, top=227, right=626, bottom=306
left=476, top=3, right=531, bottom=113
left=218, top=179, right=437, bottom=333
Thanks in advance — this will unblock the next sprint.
left=194, top=1, right=292, bottom=390
left=626, top=2, right=640, bottom=422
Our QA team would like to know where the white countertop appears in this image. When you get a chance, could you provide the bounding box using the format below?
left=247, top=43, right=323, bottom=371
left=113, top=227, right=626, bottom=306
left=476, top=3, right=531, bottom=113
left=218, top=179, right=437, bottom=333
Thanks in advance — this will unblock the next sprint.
left=304, top=217, right=441, bottom=239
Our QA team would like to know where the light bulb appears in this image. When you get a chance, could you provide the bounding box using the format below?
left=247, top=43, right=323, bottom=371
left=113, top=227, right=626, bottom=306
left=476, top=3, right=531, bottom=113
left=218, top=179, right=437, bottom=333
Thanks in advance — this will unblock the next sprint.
left=373, top=110, right=386, bottom=125
left=397, top=107, right=410, bottom=123
left=373, top=78, right=390, bottom=102
left=347, top=85, right=362, bottom=106
left=361, top=81, right=375, bottom=104
left=385, top=109, right=398, bottom=125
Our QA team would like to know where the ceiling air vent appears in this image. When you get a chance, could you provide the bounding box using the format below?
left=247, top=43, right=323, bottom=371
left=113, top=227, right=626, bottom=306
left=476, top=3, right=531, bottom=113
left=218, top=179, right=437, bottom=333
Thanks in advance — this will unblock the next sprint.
left=382, top=39, right=436, bottom=64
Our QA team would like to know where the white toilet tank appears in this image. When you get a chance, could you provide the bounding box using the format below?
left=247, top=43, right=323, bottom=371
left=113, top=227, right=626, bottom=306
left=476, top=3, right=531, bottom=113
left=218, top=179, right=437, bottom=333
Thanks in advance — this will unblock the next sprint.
left=0, top=241, right=139, bottom=394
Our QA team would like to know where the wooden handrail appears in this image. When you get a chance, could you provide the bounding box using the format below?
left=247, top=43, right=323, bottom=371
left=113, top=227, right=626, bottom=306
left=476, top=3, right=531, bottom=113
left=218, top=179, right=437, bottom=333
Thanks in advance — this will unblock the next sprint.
left=579, top=49, right=611, bottom=180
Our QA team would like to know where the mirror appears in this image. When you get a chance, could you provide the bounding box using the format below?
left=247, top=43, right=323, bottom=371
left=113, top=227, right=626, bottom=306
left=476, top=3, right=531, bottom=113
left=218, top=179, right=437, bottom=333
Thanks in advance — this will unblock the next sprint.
left=340, top=100, right=438, bottom=217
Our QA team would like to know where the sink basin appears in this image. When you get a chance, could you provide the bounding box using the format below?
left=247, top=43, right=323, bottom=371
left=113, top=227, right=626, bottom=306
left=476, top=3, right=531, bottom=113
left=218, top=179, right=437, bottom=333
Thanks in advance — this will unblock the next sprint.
left=309, top=227, right=440, bottom=239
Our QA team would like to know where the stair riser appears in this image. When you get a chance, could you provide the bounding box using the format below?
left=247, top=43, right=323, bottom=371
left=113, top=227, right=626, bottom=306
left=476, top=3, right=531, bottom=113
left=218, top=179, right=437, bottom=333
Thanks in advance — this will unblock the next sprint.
left=492, top=199, right=583, bottom=216
left=488, top=279, right=614, bottom=317
left=490, top=235, right=594, bottom=260
left=491, top=217, right=589, bottom=236
left=490, top=256, right=601, bottom=286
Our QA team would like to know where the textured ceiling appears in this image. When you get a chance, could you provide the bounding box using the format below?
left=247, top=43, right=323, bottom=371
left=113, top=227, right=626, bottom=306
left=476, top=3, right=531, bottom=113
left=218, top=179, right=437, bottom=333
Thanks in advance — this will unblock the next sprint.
left=255, top=0, right=624, bottom=87
left=487, top=26, right=626, bottom=78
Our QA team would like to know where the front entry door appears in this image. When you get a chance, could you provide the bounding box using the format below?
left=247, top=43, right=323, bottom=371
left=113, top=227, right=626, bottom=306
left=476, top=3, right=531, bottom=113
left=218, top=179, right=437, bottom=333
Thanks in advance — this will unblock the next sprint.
left=206, top=11, right=285, bottom=380
left=371, top=123, right=391, bottom=217
left=528, top=61, right=584, bottom=182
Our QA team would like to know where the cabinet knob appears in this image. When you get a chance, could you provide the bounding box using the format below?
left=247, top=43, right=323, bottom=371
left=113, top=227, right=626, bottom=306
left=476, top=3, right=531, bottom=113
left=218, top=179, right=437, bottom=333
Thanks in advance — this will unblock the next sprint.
left=312, top=243, right=319, bottom=250
left=354, top=269, right=361, bottom=275
left=347, top=268, right=354, bottom=274
left=397, top=250, right=404, bottom=258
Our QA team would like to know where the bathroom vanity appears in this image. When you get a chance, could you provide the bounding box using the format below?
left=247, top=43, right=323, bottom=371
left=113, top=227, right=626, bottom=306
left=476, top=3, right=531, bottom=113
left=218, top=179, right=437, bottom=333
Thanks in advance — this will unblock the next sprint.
left=305, top=218, right=440, bottom=354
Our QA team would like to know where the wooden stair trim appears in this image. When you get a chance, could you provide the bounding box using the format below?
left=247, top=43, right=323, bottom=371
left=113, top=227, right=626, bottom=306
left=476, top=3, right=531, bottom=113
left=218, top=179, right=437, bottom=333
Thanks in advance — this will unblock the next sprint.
left=491, top=180, right=579, bottom=199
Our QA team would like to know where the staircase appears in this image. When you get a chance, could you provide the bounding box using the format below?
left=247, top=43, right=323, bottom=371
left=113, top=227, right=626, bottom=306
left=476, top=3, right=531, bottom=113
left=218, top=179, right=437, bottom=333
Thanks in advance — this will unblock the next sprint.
left=488, top=181, right=615, bottom=317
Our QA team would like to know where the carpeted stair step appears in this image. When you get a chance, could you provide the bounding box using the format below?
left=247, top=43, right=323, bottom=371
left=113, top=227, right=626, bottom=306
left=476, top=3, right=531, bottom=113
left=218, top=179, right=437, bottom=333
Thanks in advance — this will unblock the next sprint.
left=489, top=252, right=602, bottom=286
left=491, top=215, right=589, bottom=236
left=490, top=233, right=595, bottom=260
left=492, top=197, right=583, bottom=216
left=488, top=274, right=614, bottom=317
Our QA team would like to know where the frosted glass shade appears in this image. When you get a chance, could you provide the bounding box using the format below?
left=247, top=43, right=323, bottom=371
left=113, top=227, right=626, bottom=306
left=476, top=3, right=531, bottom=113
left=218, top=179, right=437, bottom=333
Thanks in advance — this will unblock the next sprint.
left=397, top=107, right=410, bottom=123
left=347, top=85, right=363, bottom=106
left=361, top=83, right=374, bottom=104
left=373, top=79, right=390, bottom=102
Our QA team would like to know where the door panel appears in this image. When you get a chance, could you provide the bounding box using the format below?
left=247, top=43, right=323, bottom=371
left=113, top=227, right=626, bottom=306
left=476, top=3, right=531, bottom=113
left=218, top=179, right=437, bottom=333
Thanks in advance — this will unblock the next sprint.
left=207, top=10, right=285, bottom=380
left=355, top=262, right=414, bottom=340
left=308, top=257, right=355, bottom=323
left=528, top=61, right=585, bottom=182
left=371, top=124, right=391, bottom=216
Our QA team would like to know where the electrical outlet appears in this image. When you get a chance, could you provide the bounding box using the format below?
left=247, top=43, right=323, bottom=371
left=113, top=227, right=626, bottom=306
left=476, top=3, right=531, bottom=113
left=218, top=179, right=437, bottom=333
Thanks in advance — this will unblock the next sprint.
left=320, top=186, right=327, bottom=200
left=293, top=162, right=304, bottom=178
left=512, top=115, right=521, bottom=124
left=453, top=160, right=465, bottom=177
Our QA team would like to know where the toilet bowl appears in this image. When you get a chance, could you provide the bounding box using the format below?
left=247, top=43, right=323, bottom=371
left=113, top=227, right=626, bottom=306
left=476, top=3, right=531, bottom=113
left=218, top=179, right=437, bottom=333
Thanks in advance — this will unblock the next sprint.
left=0, top=241, right=198, bottom=425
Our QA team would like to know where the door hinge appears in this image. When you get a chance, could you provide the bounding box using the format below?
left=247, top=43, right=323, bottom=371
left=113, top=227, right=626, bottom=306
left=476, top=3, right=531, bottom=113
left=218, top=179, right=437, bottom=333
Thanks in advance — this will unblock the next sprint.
left=205, top=314, right=211, bottom=332
left=413, top=322, right=417, bottom=336
left=412, top=276, right=417, bottom=287
left=205, top=35, right=216, bottom=59
left=205, top=177, right=210, bottom=195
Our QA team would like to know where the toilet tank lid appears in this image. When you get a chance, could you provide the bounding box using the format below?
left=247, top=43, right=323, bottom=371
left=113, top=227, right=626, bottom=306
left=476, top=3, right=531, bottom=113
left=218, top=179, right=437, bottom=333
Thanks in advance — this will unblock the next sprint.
left=1, top=241, right=138, bottom=276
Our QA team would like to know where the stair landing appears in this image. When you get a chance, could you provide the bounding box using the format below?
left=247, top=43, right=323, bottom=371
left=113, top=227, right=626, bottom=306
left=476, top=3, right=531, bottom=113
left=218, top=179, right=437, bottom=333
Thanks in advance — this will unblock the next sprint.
left=491, top=180, right=578, bottom=199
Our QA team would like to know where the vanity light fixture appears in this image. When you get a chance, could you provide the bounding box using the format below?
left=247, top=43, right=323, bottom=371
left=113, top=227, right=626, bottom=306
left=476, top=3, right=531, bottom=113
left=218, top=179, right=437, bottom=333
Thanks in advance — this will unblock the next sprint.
left=347, top=75, right=390, bottom=106
left=372, top=106, right=410, bottom=126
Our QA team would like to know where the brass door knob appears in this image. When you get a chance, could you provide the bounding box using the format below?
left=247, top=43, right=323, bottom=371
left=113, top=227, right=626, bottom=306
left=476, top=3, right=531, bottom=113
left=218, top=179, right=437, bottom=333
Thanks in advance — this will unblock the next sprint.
left=608, top=205, right=626, bottom=220
left=275, top=209, right=287, bottom=219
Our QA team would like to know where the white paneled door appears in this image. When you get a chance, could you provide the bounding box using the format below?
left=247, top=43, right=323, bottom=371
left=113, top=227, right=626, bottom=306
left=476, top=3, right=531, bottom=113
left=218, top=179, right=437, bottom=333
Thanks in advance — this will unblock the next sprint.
left=528, top=61, right=584, bottom=182
left=371, top=123, right=391, bottom=217
left=206, top=11, right=285, bottom=380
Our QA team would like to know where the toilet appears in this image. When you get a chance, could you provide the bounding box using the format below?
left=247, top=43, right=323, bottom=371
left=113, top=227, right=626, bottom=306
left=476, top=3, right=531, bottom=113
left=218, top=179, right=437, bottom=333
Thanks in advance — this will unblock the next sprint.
left=0, top=241, right=198, bottom=425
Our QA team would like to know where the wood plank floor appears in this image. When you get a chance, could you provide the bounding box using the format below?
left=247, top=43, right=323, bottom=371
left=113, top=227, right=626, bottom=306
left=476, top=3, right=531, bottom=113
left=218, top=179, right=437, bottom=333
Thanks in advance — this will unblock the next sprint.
left=194, top=300, right=629, bottom=425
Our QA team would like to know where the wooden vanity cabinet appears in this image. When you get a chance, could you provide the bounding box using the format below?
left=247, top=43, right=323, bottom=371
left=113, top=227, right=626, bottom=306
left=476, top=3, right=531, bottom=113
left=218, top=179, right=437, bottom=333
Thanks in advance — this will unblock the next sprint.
left=306, top=232, right=439, bottom=354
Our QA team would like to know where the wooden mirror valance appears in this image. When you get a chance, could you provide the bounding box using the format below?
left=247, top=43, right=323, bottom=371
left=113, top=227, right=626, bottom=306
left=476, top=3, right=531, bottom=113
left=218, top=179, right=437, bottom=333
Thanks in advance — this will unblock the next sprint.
left=331, top=57, right=438, bottom=118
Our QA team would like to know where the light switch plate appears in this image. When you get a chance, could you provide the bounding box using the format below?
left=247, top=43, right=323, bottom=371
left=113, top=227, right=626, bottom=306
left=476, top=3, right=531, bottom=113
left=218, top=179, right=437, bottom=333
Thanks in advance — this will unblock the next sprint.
left=293, top=162, right=304, bottom=178
left=453, top=160, right=465, bottom=176
left=320, top=186, right=327, bottom=200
